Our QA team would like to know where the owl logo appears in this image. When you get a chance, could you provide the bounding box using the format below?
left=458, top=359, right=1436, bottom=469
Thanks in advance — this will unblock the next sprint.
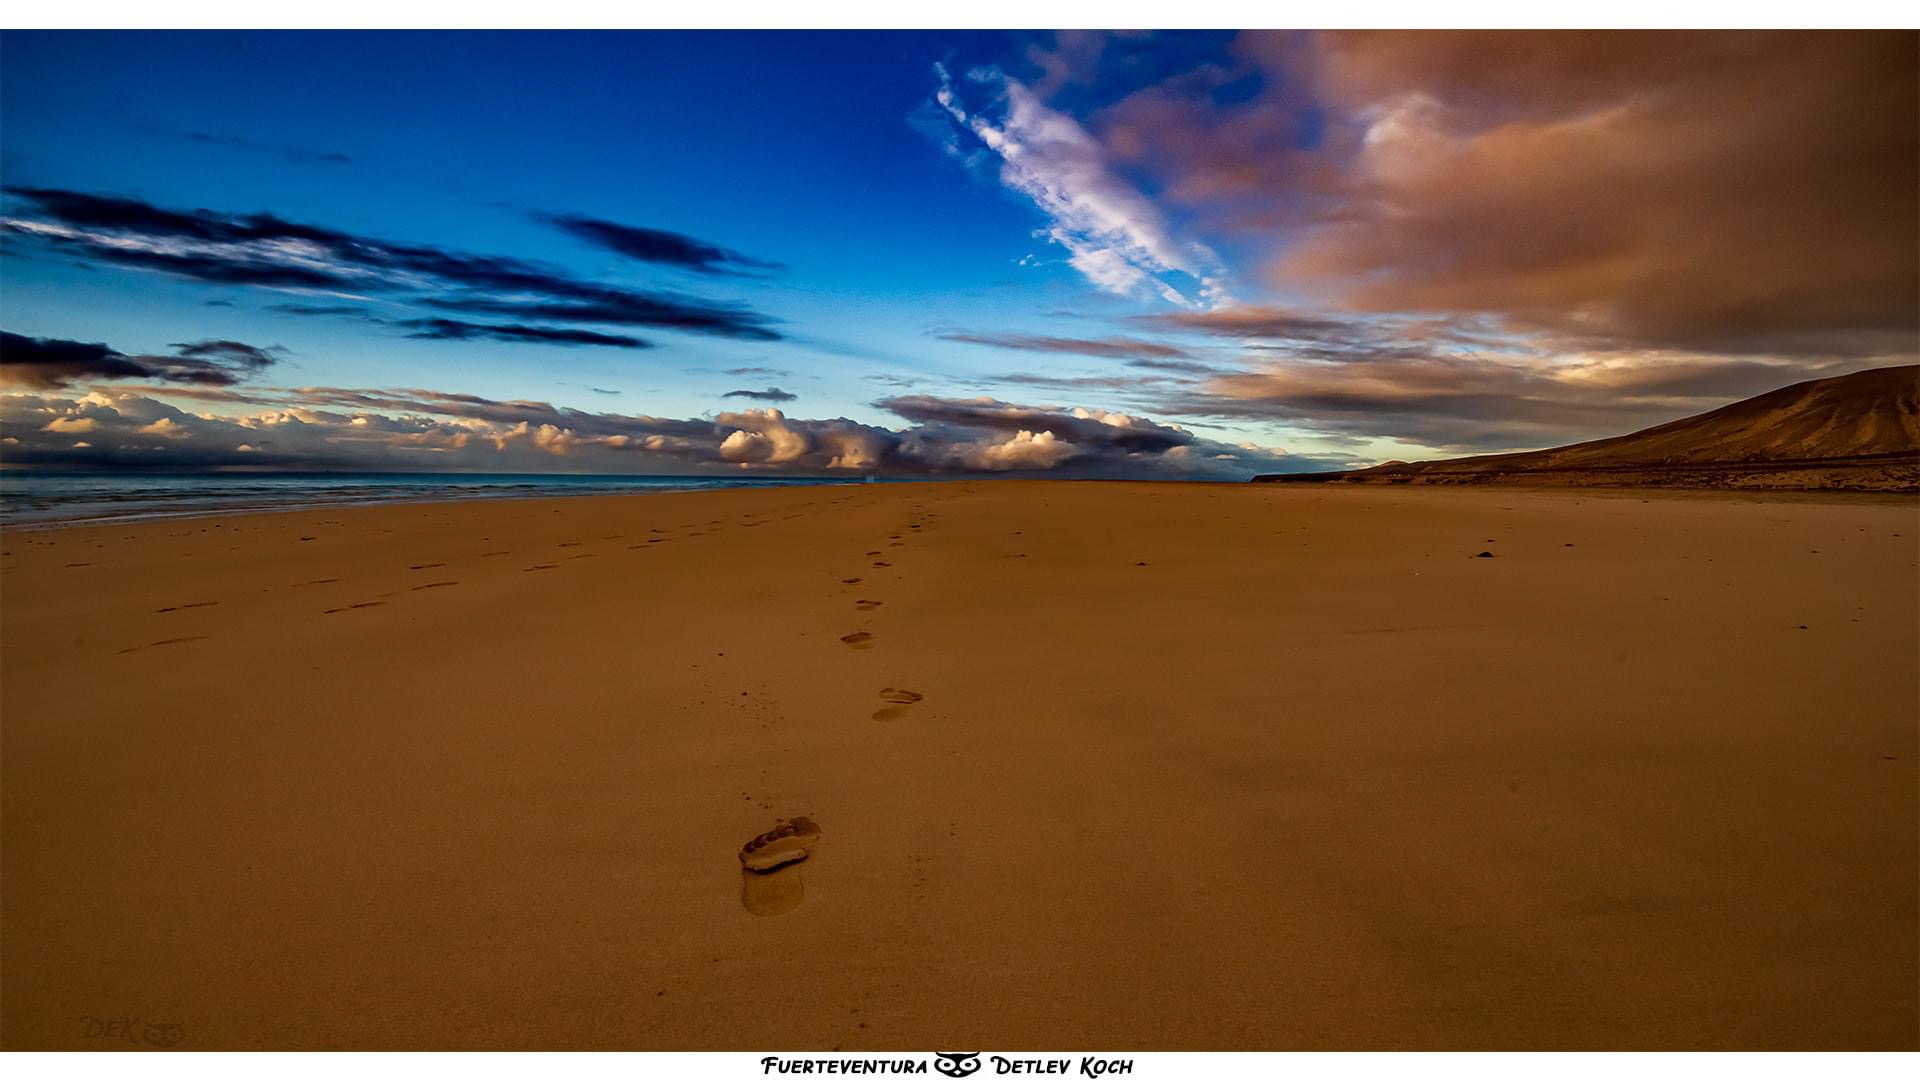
left=934, top=1053, right=982, bottom=1078
left=142, top=1023, right=187, bottom=1048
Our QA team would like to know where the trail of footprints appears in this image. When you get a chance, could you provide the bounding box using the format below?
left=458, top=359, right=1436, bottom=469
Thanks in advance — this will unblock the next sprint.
left=315, top=504, right=840, bottom=613
left=741, top=500, right=951, bottom=916
left=99, top=492, right=949, bottom=928
left=833, top=504, right=941, bottom=722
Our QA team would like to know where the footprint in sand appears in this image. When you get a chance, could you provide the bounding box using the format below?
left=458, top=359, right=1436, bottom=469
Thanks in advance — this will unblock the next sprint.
left=411, top=581, right=459, bottom=591
left=872, top=561, right=891, bottom=568
left=740, top=817, right=822, bottom=917
left=873, top=687, right=923, bottom=722
left=841, top=577, right=863, bottom=585
left=855, top=599, right=883, bottom=611
left=155, top=600, right=219, bottom=613
left=322, top=601, right=386, bottom=614
left=118, top=635, right=210, bottom=654
left=409, top=562, right=446, bottom=570
left=840, top=631, right=875, bottom=649
left=524, top=563, right=558, bottom=572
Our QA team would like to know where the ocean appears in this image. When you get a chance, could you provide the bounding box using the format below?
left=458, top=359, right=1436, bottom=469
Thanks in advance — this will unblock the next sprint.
left=0, top=471, right=868, bottom=528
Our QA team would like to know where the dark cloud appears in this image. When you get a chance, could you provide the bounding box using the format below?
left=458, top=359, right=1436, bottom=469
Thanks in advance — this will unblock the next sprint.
left=396, top=319, right=652, bottom=349
left=878, top=394, right=1195, bottom=454
left=539, top=212, right=782, bottom=276
left=936, top=330, right=1191, bottom=360
left=589, top=387, right=622, bottom=396
left=418, top=291, right=777, bottom=341
left=1, top=187, right=783, bottom=343
left=722, top=387, right=798, bottom=402
left=1, top=331, right=281, bottom=390
left=269, top=303, right=379, bottom=319
left=169, top=339, right=279, bottom=370
left=1, top=333, right=151, bottom=388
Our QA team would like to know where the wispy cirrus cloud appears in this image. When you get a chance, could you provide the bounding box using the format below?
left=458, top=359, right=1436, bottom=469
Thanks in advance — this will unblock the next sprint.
left=935, top=329, right=1191, bottom=361
left=1, top=187, right=783, bottom=345
left=722, top=387, right=798, bottom=402
left=171, top=129, right=353, bottom=167
left=264, top=303, right=654, bottom=349
left=925, top=30, right=1916, bottom=460
left=928, top=63, right=1227, bottom=309
left=396, top=319, right=651, bottom=349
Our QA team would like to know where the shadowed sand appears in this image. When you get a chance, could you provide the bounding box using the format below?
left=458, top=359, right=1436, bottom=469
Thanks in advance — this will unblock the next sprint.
left=740, top=864, right=806, bottom=917
left=740, top=817, right=822, bottom=872
left=1, top=481, right=1914, bottom=1049
left=739, top=818, right=819, bottom=917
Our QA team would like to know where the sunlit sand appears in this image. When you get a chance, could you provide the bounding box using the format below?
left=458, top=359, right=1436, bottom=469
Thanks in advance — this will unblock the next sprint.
left=1, top=481, right=1914, bottom=1049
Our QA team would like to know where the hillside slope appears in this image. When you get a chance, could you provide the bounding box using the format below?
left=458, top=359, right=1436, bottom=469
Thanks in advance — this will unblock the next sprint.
left=1257, top=365, right=1920, bottom=492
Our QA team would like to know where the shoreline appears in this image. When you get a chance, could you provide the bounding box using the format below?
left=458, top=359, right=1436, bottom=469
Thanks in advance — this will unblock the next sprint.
left=4, top=480, right=1914, bottom=1049
left=0, top=473, right=879, bottom=531
left=4, top=474, right=1913, bottom=533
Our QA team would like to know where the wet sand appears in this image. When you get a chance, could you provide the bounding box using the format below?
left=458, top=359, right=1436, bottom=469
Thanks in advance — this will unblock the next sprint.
left=2, top=481, right=1914, bottom=1049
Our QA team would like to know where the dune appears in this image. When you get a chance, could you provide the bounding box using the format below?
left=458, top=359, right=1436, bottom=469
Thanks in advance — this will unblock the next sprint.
left=1258, top=365, right=1920, bottom=491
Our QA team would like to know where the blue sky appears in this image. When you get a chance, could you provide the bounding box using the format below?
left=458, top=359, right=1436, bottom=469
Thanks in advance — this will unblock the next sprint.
left=2, top=31, right=1912, bottom=476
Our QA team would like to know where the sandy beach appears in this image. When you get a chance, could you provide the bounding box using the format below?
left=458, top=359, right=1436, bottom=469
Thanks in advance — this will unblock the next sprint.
left=2, top=480, right=1914, bottom=1050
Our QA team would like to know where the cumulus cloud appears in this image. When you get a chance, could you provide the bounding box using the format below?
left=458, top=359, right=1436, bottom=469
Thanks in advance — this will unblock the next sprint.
left=964, top=428, right=1075, bottom=470
left=0, top=384, right=1294, bottom=477
left=929, top=63, right=1228, bottom=308
left=1, top=331, right=281, bottom=390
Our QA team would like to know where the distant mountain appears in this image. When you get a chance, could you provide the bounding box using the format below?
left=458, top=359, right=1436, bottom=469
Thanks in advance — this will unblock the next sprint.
left=1256, top=365, right=1920, bottom=493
